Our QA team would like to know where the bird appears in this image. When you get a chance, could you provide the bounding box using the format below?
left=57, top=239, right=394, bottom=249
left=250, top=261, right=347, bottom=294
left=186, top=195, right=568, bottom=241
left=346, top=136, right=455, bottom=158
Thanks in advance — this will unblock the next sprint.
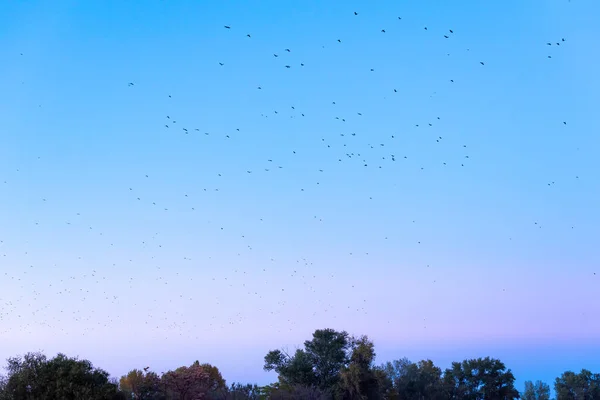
left=354, top=11, right=358, bottom=15
left=224, top=25, right=231, bottom=29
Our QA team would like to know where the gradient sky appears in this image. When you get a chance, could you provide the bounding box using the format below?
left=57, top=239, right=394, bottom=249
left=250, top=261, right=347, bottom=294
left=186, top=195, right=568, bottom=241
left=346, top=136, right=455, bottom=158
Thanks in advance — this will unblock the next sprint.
left=1, top=0, right=599, bottom=393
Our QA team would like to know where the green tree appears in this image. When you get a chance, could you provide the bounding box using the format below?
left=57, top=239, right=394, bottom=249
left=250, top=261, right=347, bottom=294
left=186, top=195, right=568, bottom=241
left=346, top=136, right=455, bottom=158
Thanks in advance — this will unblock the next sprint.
left=0, top=375, right=9, bottom=400
left=372, top=367, right=396, bottom=400
left=120, top=369, right=145, bottom=398
left=554, top=369, right=600, bottom=400
left=304, top=329, right=351, bottom=390
left=377, top=358, right=444, bottom=400
left=264, top=328, right=352, bottom=395
left=119, top=369, right=165, bottom=400
left=442, top=357, right=519, bottom=400
left=264, top=348, right=318, bottom=388
left=3, top=352, right=122, bottom=400
left=338, top=336, right=380, bottom=400
left=522, top=380, right=550, bottom=400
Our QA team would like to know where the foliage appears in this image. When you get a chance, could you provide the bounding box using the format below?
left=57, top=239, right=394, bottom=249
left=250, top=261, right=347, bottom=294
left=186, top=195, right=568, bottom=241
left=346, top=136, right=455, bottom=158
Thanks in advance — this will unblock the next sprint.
left=442, top=357, right=519, bottom=400
left=522, top=380, right=550, bottom=400
left=162, top=363, right=212, bottom=399
left=0, top=331, right=597, bottom=400
left=264, top=328, right=351, bottom=394
left=554, top=369, right=600, bottom=400
left=2, top=352, right=121, bottom=400
left=338, top=335, right=380, bottom=400
left=375, top=357, right=445, bottom=400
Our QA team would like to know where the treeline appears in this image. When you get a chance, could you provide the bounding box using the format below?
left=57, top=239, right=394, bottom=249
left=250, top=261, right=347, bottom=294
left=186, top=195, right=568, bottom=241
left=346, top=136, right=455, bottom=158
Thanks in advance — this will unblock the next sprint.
left=0, top=329, right=598, bottom=400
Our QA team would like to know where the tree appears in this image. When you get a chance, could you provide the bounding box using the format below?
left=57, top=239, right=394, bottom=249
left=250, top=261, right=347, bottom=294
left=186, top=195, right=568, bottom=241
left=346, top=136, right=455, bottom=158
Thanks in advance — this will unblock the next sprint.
left=0, top=375, right=9, bottom=400
left=338, top=336, right=380, bottom=400
left=376, top=358, right=444, bottom=400
left=3, top=352, right=122, bottom=400
left=264, top=328, right=352, bottom=395
left=304, top=329, right=351, bottom=391
left=120, top=369, right=145, bottom=398
left=192, top=362, right=226, bottom=393
left=554, top=369, right=600, bottom=400
left=120, top=369, right=166, bottom=400
left=162, top=363, right=211, bottom=400
left=264, top=348, right=318, bottom=388
left=522, top=380, right=550, bottom=400
left=442, top=357, right=519, bottom=400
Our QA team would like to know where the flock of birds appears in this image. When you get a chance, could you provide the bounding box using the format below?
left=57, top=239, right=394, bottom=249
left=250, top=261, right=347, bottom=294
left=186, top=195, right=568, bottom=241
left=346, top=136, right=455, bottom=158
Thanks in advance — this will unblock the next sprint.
left=0, top=6, right=591, bottom=354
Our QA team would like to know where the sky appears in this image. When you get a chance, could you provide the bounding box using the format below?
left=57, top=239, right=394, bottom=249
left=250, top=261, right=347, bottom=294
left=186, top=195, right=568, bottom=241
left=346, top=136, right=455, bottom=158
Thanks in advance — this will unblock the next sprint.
left=0, top=0, right=599, bottom=392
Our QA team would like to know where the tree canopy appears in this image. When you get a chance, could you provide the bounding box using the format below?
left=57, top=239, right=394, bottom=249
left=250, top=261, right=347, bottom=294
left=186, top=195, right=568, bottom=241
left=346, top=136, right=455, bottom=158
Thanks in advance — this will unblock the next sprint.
left=0, top=330, right=597, bottom=400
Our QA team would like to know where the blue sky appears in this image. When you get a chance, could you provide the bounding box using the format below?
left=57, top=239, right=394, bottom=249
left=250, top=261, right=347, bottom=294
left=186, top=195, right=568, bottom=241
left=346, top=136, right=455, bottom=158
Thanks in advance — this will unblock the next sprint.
left=0, top=0, right=599, bottom=392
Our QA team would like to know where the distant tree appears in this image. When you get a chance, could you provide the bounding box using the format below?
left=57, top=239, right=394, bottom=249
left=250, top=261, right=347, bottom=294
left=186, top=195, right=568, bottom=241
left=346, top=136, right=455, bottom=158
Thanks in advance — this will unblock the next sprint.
left=338, top=335, right=380, bottom=400
left=377, top=358, right=444, bottom=400
left=162, top=363, right=210, bottom=400
left=442, top=357, right=519, bottom=400
left=120, top=369, right=145, bottom=398
left=120, top=369, right=165, bottom=400
left=3, top=352, right=122, bottom=400
left=372, top=367, right=396, bottom=400
left=139, top=371, right=166, bottom=400
left=264, top=328, right=351, bottom=395
left=264, top=348, right=318, bottom=389
left=192, top=362, right=226, bottom=393
left=554, top=369, right=600, bottom=400
left=304, top=329, right=351, bottom=390
left=522, top=380, right=550, bottom=400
